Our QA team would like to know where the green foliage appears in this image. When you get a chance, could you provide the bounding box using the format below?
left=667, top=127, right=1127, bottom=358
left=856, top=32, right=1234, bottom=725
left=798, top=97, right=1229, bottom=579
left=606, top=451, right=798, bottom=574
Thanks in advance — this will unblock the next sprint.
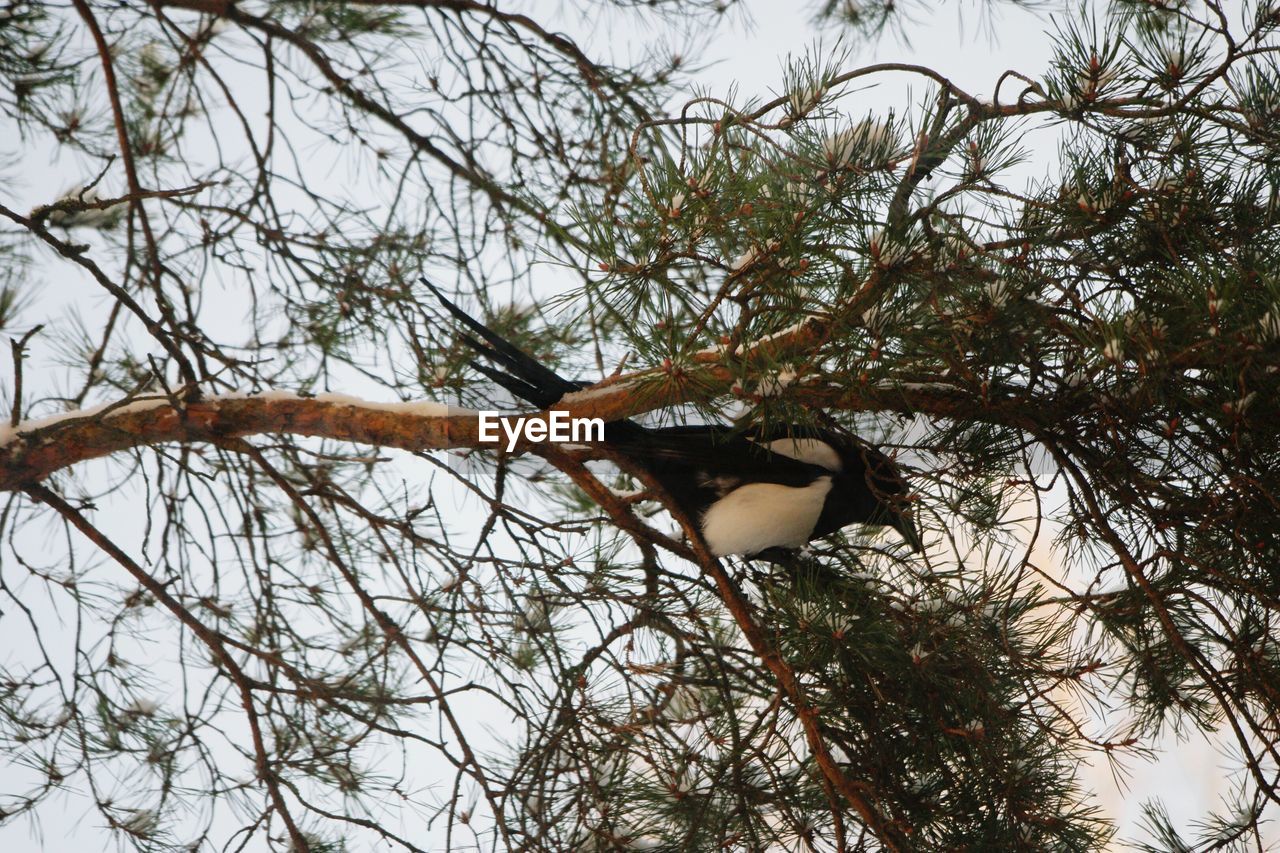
left=1, top=0, right=1279, bottom=851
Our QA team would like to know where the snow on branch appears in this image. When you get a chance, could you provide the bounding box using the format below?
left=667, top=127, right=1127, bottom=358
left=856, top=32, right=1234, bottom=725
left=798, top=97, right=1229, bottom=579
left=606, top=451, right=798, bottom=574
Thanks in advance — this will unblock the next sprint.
left=1, top=392, right=460, bottom=491
left=2, top=316, right=982, bottom=490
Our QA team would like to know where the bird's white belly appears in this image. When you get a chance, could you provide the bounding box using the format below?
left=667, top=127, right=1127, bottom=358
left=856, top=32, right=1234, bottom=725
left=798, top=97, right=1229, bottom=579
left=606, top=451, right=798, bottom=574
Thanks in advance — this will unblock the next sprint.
left=699, top=476, right=833, bottom=556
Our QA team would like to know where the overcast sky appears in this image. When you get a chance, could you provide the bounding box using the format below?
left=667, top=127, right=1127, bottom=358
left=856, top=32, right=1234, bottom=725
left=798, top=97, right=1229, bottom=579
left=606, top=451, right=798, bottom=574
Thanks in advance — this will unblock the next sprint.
left=3, top=0, right=1274, bottom=850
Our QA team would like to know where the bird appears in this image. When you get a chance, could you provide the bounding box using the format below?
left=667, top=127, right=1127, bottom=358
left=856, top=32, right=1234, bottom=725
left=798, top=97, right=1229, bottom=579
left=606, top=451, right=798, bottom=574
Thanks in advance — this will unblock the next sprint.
left=426, top=279, right=922, bottom=557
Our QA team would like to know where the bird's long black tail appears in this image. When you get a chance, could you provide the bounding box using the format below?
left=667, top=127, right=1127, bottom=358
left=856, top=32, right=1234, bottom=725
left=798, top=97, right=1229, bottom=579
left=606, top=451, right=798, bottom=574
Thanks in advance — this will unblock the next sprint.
left=424, top=278, right=583, bottom=410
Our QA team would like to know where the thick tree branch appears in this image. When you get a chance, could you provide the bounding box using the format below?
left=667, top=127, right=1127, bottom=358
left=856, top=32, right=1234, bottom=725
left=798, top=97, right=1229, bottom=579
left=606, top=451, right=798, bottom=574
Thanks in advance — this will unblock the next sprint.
left=0, top=372, right=1035, bottom=492
left=1, top=317, right=870, bottom=490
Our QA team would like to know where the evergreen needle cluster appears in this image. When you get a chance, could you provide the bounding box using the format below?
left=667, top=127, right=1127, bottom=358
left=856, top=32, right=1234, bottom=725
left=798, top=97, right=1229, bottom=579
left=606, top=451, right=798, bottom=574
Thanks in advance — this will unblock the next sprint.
left=0, top=0, right=1277, bottom=850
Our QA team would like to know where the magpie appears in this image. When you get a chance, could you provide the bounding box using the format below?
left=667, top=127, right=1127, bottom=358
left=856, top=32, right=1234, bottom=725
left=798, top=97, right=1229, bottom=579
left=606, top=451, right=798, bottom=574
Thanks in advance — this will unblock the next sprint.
left=427, top=281, right=923, bottom=557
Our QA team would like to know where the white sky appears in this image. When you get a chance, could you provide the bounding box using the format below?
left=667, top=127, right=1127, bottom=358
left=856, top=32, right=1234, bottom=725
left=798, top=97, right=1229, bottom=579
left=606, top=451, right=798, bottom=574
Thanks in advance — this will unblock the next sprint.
left=2, top=0, right=1275, bottom=850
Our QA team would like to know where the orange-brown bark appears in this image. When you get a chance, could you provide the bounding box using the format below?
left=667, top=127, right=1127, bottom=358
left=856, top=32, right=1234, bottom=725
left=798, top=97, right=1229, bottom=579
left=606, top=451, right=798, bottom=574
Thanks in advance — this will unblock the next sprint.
left=3, top=317, right=867, bottom=491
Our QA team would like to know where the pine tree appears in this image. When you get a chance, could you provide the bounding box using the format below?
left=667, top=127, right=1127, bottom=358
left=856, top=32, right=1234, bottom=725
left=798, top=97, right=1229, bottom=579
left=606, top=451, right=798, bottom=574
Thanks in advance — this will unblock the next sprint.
left=1, top=0, right=1278, bottom=850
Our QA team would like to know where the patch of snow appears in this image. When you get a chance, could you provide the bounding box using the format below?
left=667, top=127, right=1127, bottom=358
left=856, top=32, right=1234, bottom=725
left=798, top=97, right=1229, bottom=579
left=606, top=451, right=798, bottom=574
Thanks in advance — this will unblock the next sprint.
left=730, top=245, right=763, bottom=272
left=0, top=395, right=172, bottom=448
left=692, top=318, right=821, bottom=358
left=1, top=392, right=462, bottom=451
left=559, top=381, right=635, bottom=406
left=607, top=486, right=647, bottom=500
left=985, top=279, right=1013, bottom=308
left=874, top=380, right=952, bottom=392
left=313, top=392, right=451, bottom=417
left=753, top=368, right=799, bottom=397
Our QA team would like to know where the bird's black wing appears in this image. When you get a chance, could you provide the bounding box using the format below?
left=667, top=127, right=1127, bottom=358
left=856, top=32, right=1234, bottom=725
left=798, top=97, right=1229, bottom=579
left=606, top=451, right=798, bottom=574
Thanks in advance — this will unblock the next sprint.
left=613, top=423, right=833, bottom=490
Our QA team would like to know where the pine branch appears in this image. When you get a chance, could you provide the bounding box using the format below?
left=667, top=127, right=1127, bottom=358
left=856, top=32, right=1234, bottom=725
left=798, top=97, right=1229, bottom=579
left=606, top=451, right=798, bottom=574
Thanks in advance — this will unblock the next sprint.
left=0, top=316, right=845, bottom=490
